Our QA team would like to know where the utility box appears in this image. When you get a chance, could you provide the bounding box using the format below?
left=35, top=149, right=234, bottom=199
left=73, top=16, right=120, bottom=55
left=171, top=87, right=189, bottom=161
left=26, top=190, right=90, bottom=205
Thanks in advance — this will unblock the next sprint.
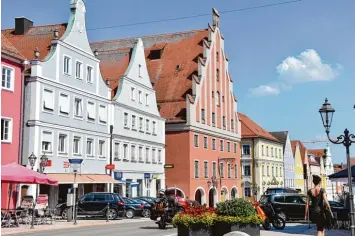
left=67, top=193, right=74, bottom=206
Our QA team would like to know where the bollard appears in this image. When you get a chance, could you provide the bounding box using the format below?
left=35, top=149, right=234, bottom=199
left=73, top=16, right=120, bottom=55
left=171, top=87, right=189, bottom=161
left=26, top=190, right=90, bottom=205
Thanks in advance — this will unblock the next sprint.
left=73, top=205, right=77, bottom=225
left=106, top=202, right=110, bottom=222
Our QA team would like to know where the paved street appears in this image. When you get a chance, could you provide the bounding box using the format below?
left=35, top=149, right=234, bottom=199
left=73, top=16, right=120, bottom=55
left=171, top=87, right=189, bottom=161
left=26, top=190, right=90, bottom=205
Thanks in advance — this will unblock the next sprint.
left=3, top=221, right=351, bottom=236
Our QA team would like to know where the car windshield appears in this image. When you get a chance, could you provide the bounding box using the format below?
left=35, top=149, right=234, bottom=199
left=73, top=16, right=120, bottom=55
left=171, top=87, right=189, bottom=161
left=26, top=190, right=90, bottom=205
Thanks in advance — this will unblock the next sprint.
left=330, top=201, right=343, bottom=207
left=259, top=195, right=270, bottom=205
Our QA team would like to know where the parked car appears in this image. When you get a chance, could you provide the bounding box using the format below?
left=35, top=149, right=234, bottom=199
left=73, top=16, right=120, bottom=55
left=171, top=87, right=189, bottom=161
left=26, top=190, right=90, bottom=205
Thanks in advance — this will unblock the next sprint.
left=134, top=199, right=153, bottom=218
left=56, top=192, right=125, bottom=220
left=134, top=196, right=157, bottom=204
left=264, top=188, right=300, bottom=195
left=122, top=197, right=145, bottom=219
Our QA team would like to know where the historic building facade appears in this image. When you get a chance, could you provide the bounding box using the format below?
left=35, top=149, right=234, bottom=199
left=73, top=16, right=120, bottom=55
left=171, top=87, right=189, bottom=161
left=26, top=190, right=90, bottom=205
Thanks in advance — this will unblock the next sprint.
left=1, top=34, right=28, bottom=208
left=239, top=113, right=284, bottom=201
left=270, top=131, right=295, bottom=188
left=291, top=140, right=308, bottom=193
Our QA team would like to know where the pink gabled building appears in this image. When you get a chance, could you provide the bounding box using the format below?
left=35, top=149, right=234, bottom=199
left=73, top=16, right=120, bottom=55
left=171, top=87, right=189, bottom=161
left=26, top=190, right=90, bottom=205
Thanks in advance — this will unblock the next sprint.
left=1, top=32, right=28, bottom=209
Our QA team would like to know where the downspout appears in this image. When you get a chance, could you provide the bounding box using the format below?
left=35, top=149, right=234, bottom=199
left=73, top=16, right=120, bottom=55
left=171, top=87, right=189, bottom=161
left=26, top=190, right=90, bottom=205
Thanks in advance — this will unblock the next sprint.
left=252, top=138, right=256, bottom=201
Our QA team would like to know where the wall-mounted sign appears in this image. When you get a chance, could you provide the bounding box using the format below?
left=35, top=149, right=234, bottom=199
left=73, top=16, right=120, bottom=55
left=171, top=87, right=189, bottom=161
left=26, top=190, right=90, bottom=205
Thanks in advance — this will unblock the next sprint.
left=144, top=173, right=151, bottom=179
left=45, top=160, right=52, bottom=167
left=114, top=171, right=123, bottom=180
left=105, top=164, right=115, bottom=170
left=164, top=164, right=174, bottom=168
left=152, top=174, right=159, bottom=179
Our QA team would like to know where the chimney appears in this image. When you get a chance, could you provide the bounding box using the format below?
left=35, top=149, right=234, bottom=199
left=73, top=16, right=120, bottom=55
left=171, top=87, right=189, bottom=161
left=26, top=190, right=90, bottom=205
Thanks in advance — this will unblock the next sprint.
left=15, top=17, right=33, bottom=35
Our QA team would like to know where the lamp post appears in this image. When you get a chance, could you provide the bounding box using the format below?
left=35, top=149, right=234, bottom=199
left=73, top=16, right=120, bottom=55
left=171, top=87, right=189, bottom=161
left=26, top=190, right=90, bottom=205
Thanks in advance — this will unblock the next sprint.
left=28, top=152, right=48, bottom=229
left=319, top=98, right=355, bottom=236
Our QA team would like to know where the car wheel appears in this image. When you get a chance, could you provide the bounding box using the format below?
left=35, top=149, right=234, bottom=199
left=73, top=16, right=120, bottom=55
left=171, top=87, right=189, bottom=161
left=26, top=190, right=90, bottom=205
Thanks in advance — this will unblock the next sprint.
left=142, top=209, right=151, bottom=218
left=125, top=209, right=135, bottom=219
left=107, top=209, right=117, bottom=220
left=278, top=212, right=287, bottom=221
left=61, top=208, right=68, bottom=220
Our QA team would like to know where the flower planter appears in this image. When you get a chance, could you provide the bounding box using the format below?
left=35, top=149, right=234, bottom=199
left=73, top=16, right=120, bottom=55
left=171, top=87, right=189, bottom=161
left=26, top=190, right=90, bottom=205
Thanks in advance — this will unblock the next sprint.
left=177, top=224, right=213, bottom=236
left=212, top=222, right=260, bottom=236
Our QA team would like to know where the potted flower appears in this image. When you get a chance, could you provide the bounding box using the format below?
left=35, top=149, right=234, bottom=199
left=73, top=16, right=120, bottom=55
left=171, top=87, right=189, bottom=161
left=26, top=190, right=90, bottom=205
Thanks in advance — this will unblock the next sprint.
left=213, top=198, right=262, bottom=236
left=172, top=205, right=216, bottom=236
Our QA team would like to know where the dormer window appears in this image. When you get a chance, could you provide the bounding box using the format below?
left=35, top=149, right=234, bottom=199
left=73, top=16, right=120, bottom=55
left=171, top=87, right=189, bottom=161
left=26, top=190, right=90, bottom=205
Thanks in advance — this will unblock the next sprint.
left=149, top=49, right=162, bottom=60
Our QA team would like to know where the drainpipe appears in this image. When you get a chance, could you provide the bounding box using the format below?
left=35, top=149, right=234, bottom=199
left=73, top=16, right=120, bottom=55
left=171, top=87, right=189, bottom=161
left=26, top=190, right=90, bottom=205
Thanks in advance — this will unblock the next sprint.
left=252, top=138, right=256, bottom=201
left=109, top=125, right=114, bottom=192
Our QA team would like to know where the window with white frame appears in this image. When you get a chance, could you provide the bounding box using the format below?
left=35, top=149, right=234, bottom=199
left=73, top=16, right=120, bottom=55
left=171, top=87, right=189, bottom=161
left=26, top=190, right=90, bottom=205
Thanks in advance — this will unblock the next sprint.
left=152, top=121, right=156, bottom=134
left=194, top=134, right=199, bottom=147
left=124, top=112, right=128, bottom=127
left=99, top=105, right=107, bottom=124
left=223, top=116, right=226, bottom=129
left=212, top=162, right=217, bottom=177
left=87, top=101, right=95, bottom=121
left=276, top=166, right=278, bottom=177
left=86, top=138, right=94, bottom=156
left=114, top=142, right=120, bottom=160
left=227, top=163, right=231, bottom=178
left=1, top=118, right=12, bottom=142
left=43, top=89, right=54, bottom=111
left=73, top=136, right=82, bottom=155
left=276, top=149, right=278, bottom=158
left=74, top=97, right=83, bottom=117
left=145, top=147, right=150, bottom=162
left=271, top=147, right=274, bottom=157
left=63, top=56, right=71, bottom=74
left=212, top=138, right=216, bottom=150
left=139, top=146, right=143, bottom=162
left=59, top=93, right=69, bottom=115
left=212, top=112, right=216, bottom=124
left=146, top=119, right=150, bottom=132
left=58, top=133, right=68, bottom=154
left=41, top=131, right=53, bottom=153
left=262, top=145, right=264, bottom=155
left=279, top=149, right=281, bottom=158
left=99, top=140, right=105, bottom=157
left=86, top=66, right=93, bottom=83
left=158, top=150, right=162, bottom=163
left=152, top=148, right=156, bottom=163
left=2, top=66, right=13, bottom=90
left=220, top=163, right=224, bottom=178
left=204, top=161, right=208, bottom=178
left=76, top=61, right=82, bottom=79
left=244, top=165, right=251, bottom=176
left=204, top=137, right=208, bottom=149
left=123, top=144, right=128, bottom=160
left=145, top=93, right=149, bottom=106
left=138, top=90, right=142, bottom=103
left=231, top=119, right=234, bottom=131
left=244, top=187, right=251, bottom=197
left=139, top=117, right=143, bottom=131
left=131, top=87, right=136, bottom=101
left=266, top=146, right=269, bottom=156
left=194, top=160, right=199, bottom=178
left=201, top=109, right=205, bottom=122
left=227, top=142, right=231, bottom=152
left=220, top=140, right=224, bottom=151
left=131, top=115, right=136, bottom=129
left=131, top=145, right=136, bottom=161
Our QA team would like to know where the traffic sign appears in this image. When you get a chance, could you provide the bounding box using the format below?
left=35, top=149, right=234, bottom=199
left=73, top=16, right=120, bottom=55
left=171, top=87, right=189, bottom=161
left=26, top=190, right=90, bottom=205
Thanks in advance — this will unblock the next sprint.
left=164, top=164, right=174, bottom=168
left=105, top=164, right=115, bottom=170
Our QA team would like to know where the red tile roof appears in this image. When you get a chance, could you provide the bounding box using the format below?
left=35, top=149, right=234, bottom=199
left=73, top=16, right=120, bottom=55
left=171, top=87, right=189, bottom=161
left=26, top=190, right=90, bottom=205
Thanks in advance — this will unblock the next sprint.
left=308, top=149, right=325, bottom=158
left=291, top=140, right=307, bottom=164
left=238, top=113, right=280, bottom=142
left=90, top=29, right=209, bottom=123
left=1, top=32, right=26, bottom=61
left=2, top=24, right=67, bottom=60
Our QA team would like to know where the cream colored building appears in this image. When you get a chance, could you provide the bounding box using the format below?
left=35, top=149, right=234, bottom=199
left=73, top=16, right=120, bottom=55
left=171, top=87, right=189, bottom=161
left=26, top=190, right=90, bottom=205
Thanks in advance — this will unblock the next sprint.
left=239, top=113, right=284, bottom=200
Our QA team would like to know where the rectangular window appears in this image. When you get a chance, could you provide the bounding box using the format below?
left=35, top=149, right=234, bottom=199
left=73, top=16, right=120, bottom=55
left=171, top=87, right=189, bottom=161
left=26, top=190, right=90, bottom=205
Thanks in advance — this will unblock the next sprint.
left=43, top=89, right=54, bottom=111
left=58, top=134, right=67, bottom=153
left=231, top=119, right=234, bottom=131
left=145, top=93, right=149, bottom=106
left=152, top=148, right=156, bottom=163
left=138, top=90, right=142, bottom=103
left=216, top=68, right=220, bottom=81
left=201, top=109, right=205, bottom=122
left=99, top=140, right=105, bottom=157
left=87, top=101, right=95, bottom=121
left=146, top=119, right=150, bottom=132
left=271, top=147, right=274, bottom=157
left=212, top=162, right=217, bottom=177
left=1, top=118, right=12, bottom=142
left=242, top=145, right=250, bottom=155
left=220, top=140, right=224, bottom=151
left=131, top=115, right=136, bottom=129
left=2, top=66, right=13, bottom=90
left=279, top=149, right=281, bottom=158
left=222, top=116, right=226, bottom=129
left=131, top=87, right=136, bottom=101
left=266, top=146, right=269, bottom=156
left=152, top=121, right=156, bottom=134
left=220, top=163, right=224, bottom=178
left=86, top=66, right=93, bottom=83
left=244, top=187, right=251, bottom=197
left=204, top=161, right=208, bottom=178
left=124, top=112, right=129, bottom=127
left=212, top=138, right=216, bottom=150
left=212, top=112, right=216, bottom=124
left=234, top=143, right=237, bottom=153
left=145, top=148, right=149, bottom=162
left=114, top=142, right=120, bottom=160
left=227, top=142, right=231, bottom=152
left=75, top=61, right=82, bottom=79
left=194, top=134, right=199, bottom=147
left=194, top=160, right=199, bottom=178
left=234, top=164, right=238, bottom=178
left=99, top=105, right=107, bottom=124
left=280, top=167, right=282, bottom=176
left=272, top=166, right=274, bottom=176
left=227, top=163, right=231, bottom=178
left=123, top=144, right=128, bottom=160
left=41, top=131, right=52, bottom=153
left=131, top=145, right=136, bottom=161
left=262, top=145, right=264, bottom=155
left=59, top=93, right=69, bottom=115
left=158, top=150, right=162, bottom=163
left=276, top=167, right=278, bottom=177
left=267, top=166, right=270, bottom=176
left=139, top=147, right=143, bottom=162
left=139, top=117, right=143, bottom=131
left=216, top=52, right=219, bottom=62
left=86, top=138, right=94, bottom=156
left=73, top=136, right=81, bottom=155
left=204, top=137, right=208, bottom=149
left=64, top=56, right=70, bottom=74
left=74, top=97, right=83, bottom=117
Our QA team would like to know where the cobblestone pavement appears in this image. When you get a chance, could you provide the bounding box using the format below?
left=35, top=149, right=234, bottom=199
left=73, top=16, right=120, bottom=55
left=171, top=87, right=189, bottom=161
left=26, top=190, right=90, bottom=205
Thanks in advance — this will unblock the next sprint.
left=261, top=223, right=350, bottom=236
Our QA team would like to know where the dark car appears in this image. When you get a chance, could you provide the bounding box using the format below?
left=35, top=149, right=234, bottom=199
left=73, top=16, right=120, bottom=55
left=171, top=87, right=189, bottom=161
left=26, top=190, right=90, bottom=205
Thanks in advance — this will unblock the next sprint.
left=134, top=199, right=153, bottom=218
left=134, top=196, right=157, bottom=204
left=264, top=188, right=300, bottom=195
left=56, top=192, right=125, bottom=220
left=122, top=197, right=145, bottom=219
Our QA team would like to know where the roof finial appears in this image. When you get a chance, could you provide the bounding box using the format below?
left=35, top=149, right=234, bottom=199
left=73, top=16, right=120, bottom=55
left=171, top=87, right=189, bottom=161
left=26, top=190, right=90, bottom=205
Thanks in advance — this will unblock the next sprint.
left=212, top=8, right=220, bottom=28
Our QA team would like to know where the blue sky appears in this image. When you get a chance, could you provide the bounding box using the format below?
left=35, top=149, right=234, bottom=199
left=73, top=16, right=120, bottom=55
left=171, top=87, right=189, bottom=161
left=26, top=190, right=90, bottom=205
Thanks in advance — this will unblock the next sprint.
left=2, top=0, right=355, bottom=163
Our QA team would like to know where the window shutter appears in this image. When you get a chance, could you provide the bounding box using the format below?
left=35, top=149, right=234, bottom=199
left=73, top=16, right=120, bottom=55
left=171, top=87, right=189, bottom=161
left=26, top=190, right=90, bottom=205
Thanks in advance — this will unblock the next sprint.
left=43, top=89, right=54, bottom=110
left=87, top=102, right=95, bottom=119
left=42, top=131, right=52, bottom=143
left=59, top=94, right=69, bottom=114
left=99, top=105, right=107, bottom=123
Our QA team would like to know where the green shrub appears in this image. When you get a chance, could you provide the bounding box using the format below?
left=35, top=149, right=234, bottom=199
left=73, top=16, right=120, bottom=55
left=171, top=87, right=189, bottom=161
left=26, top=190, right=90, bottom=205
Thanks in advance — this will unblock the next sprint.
left=216, top=198, right=256, bottom=217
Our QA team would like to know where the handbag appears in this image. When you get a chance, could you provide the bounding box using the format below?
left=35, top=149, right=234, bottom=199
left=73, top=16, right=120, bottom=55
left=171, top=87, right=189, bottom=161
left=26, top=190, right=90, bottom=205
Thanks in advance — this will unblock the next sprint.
left=321, top=188, right=334, bottom=230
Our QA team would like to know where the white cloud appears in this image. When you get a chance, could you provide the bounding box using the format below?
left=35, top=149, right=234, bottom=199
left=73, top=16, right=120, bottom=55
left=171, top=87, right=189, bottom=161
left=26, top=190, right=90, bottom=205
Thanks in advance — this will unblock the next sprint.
left=249, top=85, right=280, bottom=97
left=276, top=49, right=339, bottom=83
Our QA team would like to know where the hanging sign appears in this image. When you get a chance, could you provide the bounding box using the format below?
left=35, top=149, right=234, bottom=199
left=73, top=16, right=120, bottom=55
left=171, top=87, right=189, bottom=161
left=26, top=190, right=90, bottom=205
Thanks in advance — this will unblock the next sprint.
left=105, top=164, right=115, bottom=170
left=152, top=174, right=159, bottom=179
left=114, top=171, right=123, bottom=180
left=144, top=173, right=151, bottom=179
left=164, top=164, right=174, bottom=168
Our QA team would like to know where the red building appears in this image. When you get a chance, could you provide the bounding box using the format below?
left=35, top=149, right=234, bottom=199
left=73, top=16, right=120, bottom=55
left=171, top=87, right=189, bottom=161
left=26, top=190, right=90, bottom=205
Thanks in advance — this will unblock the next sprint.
left=1, top=33, right=27, bottom=208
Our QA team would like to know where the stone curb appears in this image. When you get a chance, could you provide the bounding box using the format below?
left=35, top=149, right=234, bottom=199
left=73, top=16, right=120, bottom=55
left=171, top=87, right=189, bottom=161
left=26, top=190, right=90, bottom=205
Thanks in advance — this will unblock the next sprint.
left=1, top=218, right=151, bottom=235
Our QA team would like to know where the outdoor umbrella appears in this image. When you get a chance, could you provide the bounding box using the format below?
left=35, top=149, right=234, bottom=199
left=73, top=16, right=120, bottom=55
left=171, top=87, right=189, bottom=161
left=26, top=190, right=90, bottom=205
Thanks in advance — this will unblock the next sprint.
left=1, top=163, right=58, bottom=185
left=328, top=165, right=355, bottom=182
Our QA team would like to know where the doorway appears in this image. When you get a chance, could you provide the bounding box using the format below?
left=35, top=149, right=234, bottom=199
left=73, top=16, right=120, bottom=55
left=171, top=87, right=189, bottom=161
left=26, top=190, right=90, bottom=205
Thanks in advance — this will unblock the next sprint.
left=208, top=188, right=217, bottom=207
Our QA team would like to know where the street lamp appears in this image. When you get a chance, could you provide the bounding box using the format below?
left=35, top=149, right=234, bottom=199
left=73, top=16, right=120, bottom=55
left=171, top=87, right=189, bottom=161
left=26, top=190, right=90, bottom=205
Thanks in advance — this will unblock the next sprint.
left=319, top=98, right=355, bottom=236
left=28, top=153, right=37, bottom=170
left=40, top=154, right=48, bottom=173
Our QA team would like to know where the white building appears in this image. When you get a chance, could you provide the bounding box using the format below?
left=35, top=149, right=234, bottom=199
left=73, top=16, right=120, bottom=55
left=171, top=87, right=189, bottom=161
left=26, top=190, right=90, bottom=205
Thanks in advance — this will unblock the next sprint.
left=324, top=145, right=335, bottom=200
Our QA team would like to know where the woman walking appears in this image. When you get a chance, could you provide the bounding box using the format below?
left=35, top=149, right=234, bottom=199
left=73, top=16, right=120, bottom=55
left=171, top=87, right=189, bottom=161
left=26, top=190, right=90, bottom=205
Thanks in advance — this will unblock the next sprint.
left=305, top=175, right=331, bottom=236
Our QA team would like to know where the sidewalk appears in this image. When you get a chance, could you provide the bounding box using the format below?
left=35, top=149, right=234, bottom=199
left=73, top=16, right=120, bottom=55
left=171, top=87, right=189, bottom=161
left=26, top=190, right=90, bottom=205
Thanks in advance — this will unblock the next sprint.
left=1, top=218, right=151, bottom=235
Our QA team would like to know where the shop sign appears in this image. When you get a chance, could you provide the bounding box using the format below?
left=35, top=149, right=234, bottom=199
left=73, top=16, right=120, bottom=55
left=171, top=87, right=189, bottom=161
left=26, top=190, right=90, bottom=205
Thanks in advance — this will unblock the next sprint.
left=152, top=174, right=159, bottom=179
left=45, top=160, right=52, bottom=167
left=144, top=173, right=151, bottom=179
left=164, top=164, right=174, bottom=168
left=114, top=171, right=123, bottom=180
left=105, top=164, right=115, bottom=170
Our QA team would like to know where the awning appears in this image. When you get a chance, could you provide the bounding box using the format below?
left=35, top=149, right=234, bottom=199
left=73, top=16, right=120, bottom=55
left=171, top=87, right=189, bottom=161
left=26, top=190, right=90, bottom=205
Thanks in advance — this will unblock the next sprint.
left=46, top=174, right=120, bottom=184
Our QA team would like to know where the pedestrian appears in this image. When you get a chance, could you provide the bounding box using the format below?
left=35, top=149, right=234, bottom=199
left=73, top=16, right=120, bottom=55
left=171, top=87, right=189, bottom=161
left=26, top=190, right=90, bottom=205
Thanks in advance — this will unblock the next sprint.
left=305, top=175, right=331, bottom=236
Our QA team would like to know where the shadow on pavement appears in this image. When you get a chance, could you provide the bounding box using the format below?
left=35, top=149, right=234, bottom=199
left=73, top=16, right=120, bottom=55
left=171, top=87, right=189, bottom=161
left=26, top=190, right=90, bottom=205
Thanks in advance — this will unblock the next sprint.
left=262, top=223, right=315, bottom=235
left=140, top=226, right=174, bottom=230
